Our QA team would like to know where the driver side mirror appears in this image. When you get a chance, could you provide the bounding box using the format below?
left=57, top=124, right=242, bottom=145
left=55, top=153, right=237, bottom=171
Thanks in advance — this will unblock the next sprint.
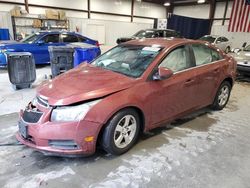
left=153, top=67, right=173, bottom=81
left=37, top=40, right=45, bottom=45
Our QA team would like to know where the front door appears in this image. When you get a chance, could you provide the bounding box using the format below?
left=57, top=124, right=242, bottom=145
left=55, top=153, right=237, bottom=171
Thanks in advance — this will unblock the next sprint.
left=149, top=45, right=198, bottom=126
left=33, top=34, right=61, bottom=64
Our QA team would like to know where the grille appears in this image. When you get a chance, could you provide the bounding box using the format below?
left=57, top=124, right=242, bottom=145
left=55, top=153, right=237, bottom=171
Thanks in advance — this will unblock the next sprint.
left=23, top=110, right=43, bottom=123
left=37, top=96, right=49, bottom=108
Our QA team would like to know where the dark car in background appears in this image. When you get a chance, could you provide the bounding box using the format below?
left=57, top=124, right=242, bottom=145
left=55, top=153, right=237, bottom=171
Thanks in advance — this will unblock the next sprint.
left=116, top=29, right=182, bottom=44
left=0, top=31, right=99, bottom=66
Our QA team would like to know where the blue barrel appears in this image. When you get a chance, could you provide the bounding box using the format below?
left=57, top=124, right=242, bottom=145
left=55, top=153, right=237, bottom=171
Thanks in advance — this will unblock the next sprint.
left=0, top=29, right=10, bottom=40
left=69, top=43, right=101, bottom=67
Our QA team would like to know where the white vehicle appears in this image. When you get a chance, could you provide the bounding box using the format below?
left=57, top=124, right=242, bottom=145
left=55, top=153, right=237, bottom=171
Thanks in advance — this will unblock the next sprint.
left=200, top=35, right=232, bottom=53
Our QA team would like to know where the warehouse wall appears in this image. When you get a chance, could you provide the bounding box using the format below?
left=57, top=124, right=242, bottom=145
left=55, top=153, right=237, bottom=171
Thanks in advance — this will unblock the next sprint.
left=0, top=0, right=166, bottom=45
left=173, top=2, right=249, bottom=48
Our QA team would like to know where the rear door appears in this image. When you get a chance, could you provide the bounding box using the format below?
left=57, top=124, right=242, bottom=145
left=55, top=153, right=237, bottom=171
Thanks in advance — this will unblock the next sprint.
left=191, top=43, right=224, bottom=106
left=149, top=45, right=198, bottom=126
left=61, top=33, right=79, bottom=43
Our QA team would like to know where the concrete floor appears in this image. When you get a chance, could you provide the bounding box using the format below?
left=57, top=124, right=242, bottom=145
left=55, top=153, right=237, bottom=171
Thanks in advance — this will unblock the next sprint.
left=0, top=79, right=250, bottom=188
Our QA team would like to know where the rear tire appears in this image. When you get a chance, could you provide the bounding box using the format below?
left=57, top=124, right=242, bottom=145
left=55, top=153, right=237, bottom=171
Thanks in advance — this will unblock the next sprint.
left=211, top=81, right=231, bottom=110
left=101, top=108, right=140, bottom=155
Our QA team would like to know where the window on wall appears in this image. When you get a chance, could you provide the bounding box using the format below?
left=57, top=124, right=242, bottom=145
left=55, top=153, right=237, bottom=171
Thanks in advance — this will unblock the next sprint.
left=159, top=46, right=191, bottom=72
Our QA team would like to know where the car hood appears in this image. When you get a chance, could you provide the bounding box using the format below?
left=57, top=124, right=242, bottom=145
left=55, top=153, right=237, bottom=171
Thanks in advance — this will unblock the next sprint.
left=234, top=51, right=250, bottom=61
left=0, top=40, right=19, bottom=45
left=37, top=64, right=137, bottom=106
left=0, top=42, right=32, bottom=49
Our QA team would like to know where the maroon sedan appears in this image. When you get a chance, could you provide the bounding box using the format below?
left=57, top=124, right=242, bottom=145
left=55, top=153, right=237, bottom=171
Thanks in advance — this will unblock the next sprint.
left=16, top=38, right=236, bottom=156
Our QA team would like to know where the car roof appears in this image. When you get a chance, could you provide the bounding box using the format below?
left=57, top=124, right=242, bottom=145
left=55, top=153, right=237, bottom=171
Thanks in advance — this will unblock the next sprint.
left=38, top=31, right=80, bottom=35
left=202, top=35, right=220, bottom=38
left=142, top=29, right=177, bottom=32
left=123, top=38, right=197, bottom=48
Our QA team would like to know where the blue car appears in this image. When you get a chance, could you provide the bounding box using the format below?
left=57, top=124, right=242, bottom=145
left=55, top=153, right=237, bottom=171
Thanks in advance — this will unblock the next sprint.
left=0, top=31, right=100, bottom=66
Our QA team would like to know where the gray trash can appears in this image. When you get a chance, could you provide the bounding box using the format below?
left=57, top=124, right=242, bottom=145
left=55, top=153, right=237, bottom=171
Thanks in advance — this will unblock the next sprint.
left=7, top=52, right=36, bottom=90
left=48, top=46, right=74, bottom=78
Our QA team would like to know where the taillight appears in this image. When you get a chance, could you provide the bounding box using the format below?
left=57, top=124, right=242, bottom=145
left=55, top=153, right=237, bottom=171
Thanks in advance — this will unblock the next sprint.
left=95, top=41, right=100, bottom=47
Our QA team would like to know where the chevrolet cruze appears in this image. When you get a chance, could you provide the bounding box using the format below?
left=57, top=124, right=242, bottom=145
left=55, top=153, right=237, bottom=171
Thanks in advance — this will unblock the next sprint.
left=16, top=38, right=236, bottom=156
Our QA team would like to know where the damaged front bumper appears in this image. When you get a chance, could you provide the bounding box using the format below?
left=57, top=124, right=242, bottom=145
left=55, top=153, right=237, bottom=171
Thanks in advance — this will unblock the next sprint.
left=16, top=107, right=103, bottom=157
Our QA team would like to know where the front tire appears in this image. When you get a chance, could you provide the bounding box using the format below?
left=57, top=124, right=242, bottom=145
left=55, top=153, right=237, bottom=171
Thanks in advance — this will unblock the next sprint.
left=101, top=108, right=140, bottom=155
left=211, top=81, right=231, bottom=110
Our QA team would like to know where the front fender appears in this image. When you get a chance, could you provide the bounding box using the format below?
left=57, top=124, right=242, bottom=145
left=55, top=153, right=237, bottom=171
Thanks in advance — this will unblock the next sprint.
left=84, top=87, right=151, bottom=131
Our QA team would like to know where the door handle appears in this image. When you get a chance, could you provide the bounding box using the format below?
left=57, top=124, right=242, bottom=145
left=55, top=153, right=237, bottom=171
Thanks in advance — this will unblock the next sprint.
left=184, top=79, right=195, bottom=85
left=213, top=68, right=219, bottom=73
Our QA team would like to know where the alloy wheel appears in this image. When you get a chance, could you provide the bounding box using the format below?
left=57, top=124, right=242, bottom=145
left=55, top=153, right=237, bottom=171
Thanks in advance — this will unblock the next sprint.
left=113, top=115, right=137, bottom=149
left=218, top=85, right=230, bottom=106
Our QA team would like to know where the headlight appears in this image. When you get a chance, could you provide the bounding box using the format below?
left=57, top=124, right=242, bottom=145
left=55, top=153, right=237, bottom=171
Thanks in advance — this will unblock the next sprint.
left=51, top=99, right=101, bottom=122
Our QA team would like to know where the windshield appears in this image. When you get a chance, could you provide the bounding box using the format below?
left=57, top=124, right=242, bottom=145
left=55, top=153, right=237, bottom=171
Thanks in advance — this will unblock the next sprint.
left=20, top=33, right=40, bottom=43
left=200, top=36, right=216, bottom=43
left=92, top=45, right=162, bottom=78
left=244, top=45, right=250, bottom=51
left=134, top=30, right=155, bottom=38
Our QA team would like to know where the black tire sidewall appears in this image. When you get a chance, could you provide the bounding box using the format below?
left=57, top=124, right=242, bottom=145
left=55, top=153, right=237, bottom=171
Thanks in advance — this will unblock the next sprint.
left=101, top=108, right=140, bottom=155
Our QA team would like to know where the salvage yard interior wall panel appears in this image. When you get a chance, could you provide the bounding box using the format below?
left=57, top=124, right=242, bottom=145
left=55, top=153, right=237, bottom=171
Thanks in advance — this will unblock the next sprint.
left=91, top=0, right=131, bottom=15
left=28, top=0, right=88, bottom=10
left=134, top=1, right=166, bottom=19
left=0, top=12, right=13, bottom=39
left=174, top=4, right=210, bottom=19
left=86, top=24, right=105, bottom=45
left=68, top=17, right=153, bottom=45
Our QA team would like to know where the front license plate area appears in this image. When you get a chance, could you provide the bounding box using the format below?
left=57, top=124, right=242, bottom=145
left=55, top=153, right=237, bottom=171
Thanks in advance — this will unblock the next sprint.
left=18, top=120, right=28, bottom=138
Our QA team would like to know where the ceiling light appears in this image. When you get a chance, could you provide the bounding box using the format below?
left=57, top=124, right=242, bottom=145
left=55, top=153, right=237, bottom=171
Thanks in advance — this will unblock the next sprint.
left=197, top=0, right=205, bottom=3
left=164, top=2, right=171, bottom=6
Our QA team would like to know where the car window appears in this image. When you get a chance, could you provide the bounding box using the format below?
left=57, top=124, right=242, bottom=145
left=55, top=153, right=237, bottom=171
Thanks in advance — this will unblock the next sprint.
left=200, top=36, right=216, bottom=43
left=61, top=34, right=79, bottom=42
left=192, top=44, right=213, bottom=65
left=40, top=34, right=59, bottom=43
left=211, top=49, right=223, bottom=61
left=92, top=45, right=162, bottom=78
left=216, top=37, right=223, bottom=43
left=165, top=31, right=175, bottom=37
left=221, top=37, right=228, bottom=42
left=134, top=30, right=155, bottom=38
left=21, top=33, right=40, bottom=43
left=78, top=36, right=86, bottom=42
left=159, top=45, right=191, bottom=73
left=158, top=31, right=164, bottom=37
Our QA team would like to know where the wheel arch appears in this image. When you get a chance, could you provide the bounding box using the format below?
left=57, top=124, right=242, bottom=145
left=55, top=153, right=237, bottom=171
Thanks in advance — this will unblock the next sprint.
left=96, top=106, right=145, bottom=146
left=223, top=77, right=233, bottom=87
